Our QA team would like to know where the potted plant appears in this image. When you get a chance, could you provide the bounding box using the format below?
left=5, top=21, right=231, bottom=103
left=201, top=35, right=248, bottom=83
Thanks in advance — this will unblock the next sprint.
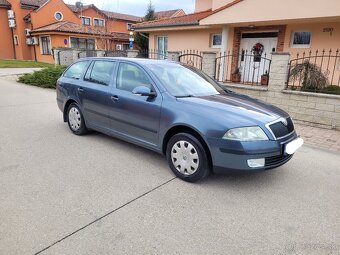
left=261, top=70, right=269, bottom=85
left=231, top=67, right=241, bottom=83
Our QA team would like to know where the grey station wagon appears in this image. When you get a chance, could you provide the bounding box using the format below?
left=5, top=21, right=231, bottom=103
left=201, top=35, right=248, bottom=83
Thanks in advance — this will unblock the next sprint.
left=56, top=57, right=303, bottom=182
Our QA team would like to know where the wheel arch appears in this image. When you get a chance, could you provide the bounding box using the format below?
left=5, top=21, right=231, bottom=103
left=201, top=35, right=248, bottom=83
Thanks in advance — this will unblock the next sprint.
left=162, top=125, right=212, bottom=168
left=63, top=99, right=78, bottom=122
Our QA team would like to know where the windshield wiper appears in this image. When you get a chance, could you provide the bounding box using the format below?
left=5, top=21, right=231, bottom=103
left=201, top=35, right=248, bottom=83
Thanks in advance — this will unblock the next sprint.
left=175, top=95, right=195, bottom=98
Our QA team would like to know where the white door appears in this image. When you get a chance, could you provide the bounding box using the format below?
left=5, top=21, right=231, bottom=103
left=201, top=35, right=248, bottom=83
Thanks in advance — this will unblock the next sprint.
left=239, top=33, right=278, bottom=83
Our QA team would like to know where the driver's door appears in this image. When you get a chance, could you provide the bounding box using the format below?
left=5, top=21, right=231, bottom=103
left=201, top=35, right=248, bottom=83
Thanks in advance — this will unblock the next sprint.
left=108, top=62, right=162, bottom=146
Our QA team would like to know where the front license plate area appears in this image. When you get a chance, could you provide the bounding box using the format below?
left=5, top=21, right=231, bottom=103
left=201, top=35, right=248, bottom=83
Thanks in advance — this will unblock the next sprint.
left=284, top=137, right=304, bottom=155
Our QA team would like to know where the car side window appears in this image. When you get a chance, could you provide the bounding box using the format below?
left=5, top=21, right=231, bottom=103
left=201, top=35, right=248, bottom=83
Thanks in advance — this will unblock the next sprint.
left=116, top=63, right=152, bottom=92
left=84, top=60, right=115, bottom=86
left=64, top=61, right=88, bottom=80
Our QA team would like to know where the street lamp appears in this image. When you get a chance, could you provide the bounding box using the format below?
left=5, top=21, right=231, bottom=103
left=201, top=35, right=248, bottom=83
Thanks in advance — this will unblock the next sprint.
left=129, top=32, right=134, bottom=49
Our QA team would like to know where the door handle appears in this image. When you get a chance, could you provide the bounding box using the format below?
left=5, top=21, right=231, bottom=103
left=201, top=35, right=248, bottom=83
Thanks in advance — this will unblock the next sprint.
left=78, top=87, right=84, bottom=93
left=110, top=95, right=119, bottom=102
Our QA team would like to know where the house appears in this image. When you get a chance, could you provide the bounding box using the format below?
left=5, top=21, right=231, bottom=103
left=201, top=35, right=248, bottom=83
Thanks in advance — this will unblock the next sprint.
left=134, top=0, right=340, bottom=83
left=155, top=9, right=185, bottom=19
left=1, top=0, right=140, bottom=63
left=0, top=0, right=13, bottom=59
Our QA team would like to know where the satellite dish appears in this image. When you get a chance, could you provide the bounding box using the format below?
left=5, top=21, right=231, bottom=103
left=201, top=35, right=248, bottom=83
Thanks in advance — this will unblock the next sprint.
left=75, top=1, right=83, bottom=8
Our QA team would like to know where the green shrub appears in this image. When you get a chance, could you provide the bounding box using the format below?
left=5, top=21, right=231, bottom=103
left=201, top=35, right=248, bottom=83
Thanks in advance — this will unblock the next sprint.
left=322, top=85, right=340, bottom=95
left=18, top=65, right=67, bottom=89
left=289, top=61, right=328, bottom=91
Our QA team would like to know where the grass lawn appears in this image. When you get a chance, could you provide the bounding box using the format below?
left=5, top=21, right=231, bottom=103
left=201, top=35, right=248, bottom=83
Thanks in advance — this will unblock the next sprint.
left=0, top=59, right=55, bottom=68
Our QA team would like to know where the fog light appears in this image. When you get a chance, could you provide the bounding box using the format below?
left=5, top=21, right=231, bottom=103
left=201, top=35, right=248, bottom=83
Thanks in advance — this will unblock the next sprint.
left=247, top=158, right=265, bottom=168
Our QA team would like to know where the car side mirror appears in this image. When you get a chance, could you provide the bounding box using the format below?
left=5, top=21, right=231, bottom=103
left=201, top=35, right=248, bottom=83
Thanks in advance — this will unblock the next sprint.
left=132, top=86, right=156, bottom=97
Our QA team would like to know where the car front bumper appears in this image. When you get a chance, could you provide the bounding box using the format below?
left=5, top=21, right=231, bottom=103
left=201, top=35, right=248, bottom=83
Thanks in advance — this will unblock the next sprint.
left=208, top=132, right=300, bottom=174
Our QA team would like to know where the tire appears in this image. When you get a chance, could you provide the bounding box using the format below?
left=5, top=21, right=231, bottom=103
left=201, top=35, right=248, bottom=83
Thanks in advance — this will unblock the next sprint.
left=166, top=133, right=210, bottom=182
left=67, top=103, right=88, bottom=135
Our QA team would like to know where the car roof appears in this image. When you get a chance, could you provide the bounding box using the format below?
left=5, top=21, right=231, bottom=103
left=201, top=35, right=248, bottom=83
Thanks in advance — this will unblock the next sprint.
left=79, top=57, right=178, bottom=66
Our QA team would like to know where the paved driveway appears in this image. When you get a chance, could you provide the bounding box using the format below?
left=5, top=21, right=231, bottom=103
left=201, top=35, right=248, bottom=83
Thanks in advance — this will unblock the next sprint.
left=0, top=68, right=42, bottom=77
left=0, top=79, right=339, bottom=255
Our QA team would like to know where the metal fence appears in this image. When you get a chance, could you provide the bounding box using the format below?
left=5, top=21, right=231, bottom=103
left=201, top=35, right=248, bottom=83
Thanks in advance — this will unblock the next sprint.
left=137, top=49, right=167, bottom=60
left=287, top=49, right=340, bottom=93
left=215, top=50, right=272, bottom=85
left=179, top=50, right=203, bottom=70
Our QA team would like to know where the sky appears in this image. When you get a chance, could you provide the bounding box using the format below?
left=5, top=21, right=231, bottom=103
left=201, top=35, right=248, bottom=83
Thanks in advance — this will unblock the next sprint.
left=64, top=0, right=196, bottom=16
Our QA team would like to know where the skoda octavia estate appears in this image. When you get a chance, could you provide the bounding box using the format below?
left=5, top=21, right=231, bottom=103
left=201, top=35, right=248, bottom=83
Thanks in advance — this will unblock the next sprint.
left=57, top=58, right=303, bottom=182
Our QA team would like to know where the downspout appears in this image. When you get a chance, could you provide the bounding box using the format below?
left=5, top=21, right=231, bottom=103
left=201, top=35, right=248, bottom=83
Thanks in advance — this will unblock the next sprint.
left=10, top=28, right=16, bottom=59
left=33, top=44, right=37, bottom=62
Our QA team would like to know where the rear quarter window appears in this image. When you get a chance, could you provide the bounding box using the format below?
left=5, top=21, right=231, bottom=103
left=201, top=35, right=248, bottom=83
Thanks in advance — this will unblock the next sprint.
left=63, top=61, right=88, bottom=80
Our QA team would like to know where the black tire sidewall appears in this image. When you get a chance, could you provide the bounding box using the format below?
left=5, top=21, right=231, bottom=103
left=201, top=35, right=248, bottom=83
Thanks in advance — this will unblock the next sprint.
left=67, top=103, right=87, bottom=135
left=166, top=133, right=209, bottom=182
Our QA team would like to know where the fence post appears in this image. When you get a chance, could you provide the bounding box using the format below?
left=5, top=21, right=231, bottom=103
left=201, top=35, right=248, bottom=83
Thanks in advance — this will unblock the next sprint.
left=72, top=50, right=82, bottom=62
left=202, top=51, right=217, bottom=78
left=268, top=52, right=291, bottom=92
left=167, top=51, right=181, bottom=62
left=127, top=50, right=139, bottom=58
left=53, top=49, right=61, bottom=65
left=96, top=50, right=106, bottom=57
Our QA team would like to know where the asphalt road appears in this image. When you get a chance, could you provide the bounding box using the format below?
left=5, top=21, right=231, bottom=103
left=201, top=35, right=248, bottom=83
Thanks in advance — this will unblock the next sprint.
left=0, top=77, right=339, bottom=255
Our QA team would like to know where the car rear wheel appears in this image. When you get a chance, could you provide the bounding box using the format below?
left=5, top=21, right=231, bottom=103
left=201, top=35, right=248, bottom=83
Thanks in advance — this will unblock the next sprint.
left=67, top=103, right=88, bottom=135
left=166, top=133, right=210, bottom=182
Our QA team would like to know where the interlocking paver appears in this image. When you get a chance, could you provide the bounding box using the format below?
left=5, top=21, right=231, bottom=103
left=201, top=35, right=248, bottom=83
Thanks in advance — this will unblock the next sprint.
left=295, top=123, right=340, bottom=153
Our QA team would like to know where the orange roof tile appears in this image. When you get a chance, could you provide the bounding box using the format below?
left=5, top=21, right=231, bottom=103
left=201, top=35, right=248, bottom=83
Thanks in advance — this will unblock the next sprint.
left=20, top=0, right=48, bottom=8
left=0, top=0, right=10, bottom=7
left=155, top=9, right=185, bottom=19
left=31, top=21, right=129, bottom=39
left=134, top=9, right=212, bottom=29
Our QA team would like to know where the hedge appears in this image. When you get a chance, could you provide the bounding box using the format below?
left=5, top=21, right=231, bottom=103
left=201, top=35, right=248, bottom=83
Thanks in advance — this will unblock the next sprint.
left=18, top=66, right=67, bottom=89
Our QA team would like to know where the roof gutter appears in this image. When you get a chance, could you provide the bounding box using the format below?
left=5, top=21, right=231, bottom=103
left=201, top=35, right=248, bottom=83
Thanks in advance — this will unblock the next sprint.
left=133, top=21, right=199, bottom=30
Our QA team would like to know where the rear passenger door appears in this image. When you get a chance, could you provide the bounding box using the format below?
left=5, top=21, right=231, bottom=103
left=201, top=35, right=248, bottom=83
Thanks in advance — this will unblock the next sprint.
left=78, top=60, right=116, bottom=130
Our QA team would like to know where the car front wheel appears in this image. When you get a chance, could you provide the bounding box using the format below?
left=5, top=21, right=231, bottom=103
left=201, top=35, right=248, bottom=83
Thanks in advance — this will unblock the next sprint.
left=166, top=133, right=210, bottom=182
left=67, top=103, right=88, bottom=135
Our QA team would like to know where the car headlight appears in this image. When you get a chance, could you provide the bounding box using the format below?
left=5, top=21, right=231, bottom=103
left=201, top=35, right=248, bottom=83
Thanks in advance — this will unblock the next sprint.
left=222, top=126, right=268, bottom=141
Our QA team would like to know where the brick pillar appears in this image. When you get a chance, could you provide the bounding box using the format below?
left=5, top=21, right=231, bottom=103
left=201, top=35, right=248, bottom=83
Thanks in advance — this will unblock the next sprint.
left=202, top=51, right=217, bottom=78
left=268, top=52, right=290, bottom=92
left=167, top=51, right=181, bottom=62
left=127, top=50, right=139, bottom=58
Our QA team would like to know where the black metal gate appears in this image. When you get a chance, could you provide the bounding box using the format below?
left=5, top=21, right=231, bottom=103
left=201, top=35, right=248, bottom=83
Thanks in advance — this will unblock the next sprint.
left=179, top=50, right=203, bottom=70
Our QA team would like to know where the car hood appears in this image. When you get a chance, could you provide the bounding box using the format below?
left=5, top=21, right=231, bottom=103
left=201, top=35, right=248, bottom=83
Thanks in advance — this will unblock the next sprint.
left=177, top=93, right=289, bottom=126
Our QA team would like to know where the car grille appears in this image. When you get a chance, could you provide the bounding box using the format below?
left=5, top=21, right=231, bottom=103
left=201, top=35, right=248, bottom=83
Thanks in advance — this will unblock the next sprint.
left=268, top=117, right=294, bottom=139
left=265, top=153, right=293, bottom=168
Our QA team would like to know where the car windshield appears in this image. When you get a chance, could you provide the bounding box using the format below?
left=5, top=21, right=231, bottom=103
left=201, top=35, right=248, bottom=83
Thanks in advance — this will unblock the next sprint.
left=147, top=63, right=226, bottom=97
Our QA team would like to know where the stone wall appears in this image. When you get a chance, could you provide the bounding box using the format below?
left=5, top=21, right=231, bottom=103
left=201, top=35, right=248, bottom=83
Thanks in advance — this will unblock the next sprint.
left=222, top=53, right=340, bottom=130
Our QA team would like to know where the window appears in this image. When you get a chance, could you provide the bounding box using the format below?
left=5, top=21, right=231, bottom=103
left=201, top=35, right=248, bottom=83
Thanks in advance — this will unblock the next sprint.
left=211, top=34, right=222, bottom=48
left=157, top=36, right=168, bottom=60
left=54, top=12, right=63, bottom=21
left=40, top=36, right=51, bottom=55
left=93, top=18, right=105, bottom=27
left=116, top=63, right=152, bottom=92
left=13, top=35, right=19, bottom=45
left=70, top=37, right=95, bottom=50
left=127, top=23, right=133, bottom=30
left=123, top=43, right=130, bottom=51
left=64, top=61, right=88, bottom=80
left=291, top=31, right=311, bottom=48
left=84, top=61, right=115, bottom=85
left=81, top=16, right=91, bottom=25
